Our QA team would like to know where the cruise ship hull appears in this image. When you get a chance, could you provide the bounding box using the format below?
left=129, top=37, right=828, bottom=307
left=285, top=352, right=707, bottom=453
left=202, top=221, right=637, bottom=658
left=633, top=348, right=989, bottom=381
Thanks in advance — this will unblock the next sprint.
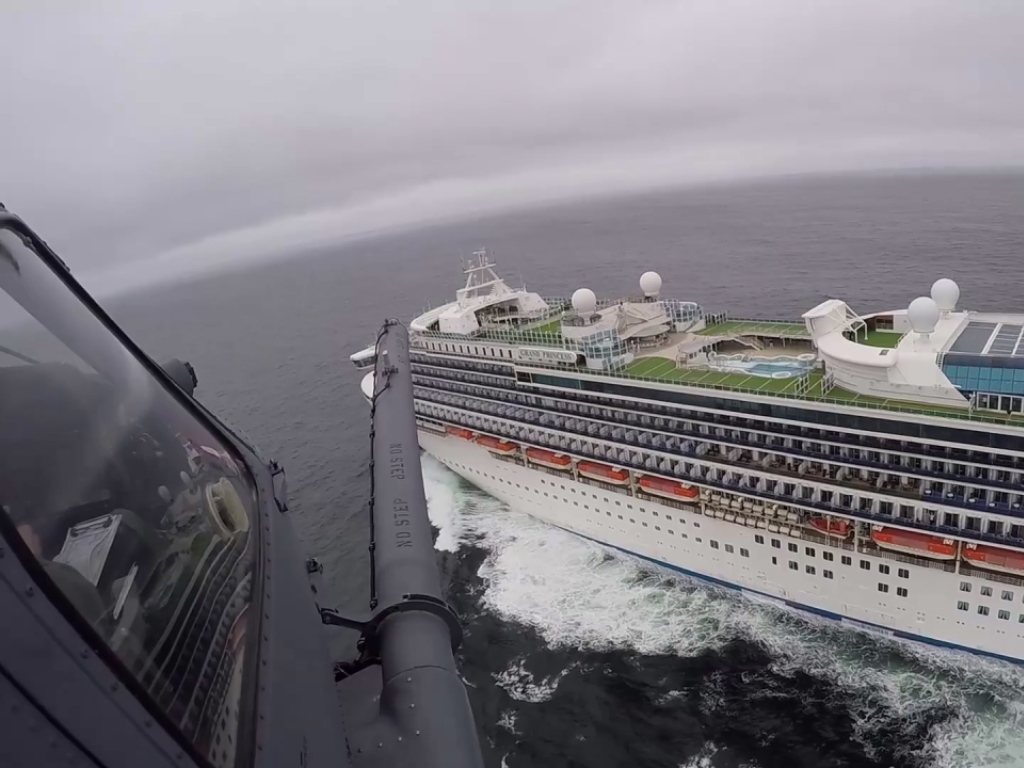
left=420, top=429, right=1024, bottom=665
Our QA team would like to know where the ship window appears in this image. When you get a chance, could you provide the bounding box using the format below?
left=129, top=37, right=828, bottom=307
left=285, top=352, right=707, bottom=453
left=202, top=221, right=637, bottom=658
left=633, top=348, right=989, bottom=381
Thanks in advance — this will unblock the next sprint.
left=958, top=601, right=969, bottom=611
left=606, top=511, right=611, bottom=516
left=823, top=570, right=834, bottom=579
left=584, top=505, right=590, bottom=510
left=879, top=564, right=890, bottom=575
left=981, top=586, right=993, bottom=597
left=694, top=522, right=700, bottom=528
left=898, top=568, right=909, bottom=579
left=841, top=556, right=852, bottom=566
left=668, top=529, right=674, bottom=535
left=789, top=561, right=798, bottom=570
left=725, top=544, right=734, bottom=554
left=0, top=225, right=260, bottom=768
left=710, top=540, right=719, bottom=549
left=696, top=537, right=703, bottom=543
left=629, top=518, right=635, bottom=523
left=740, top=548, right=749, bottom=558
left=771, top=539, right=781, bottom=549
left=772, top=557, right=778, bottom=565
left=860, top=560, right=871, bottom=570
left=978, top=605, right=990, bottom=616
left=878, top=583, right=889, bottom=593
left=960, top=582, right=971, bottom=592
left=1019, top=613, right=1024, bottom=623
left=617, top=515, right=623, bottom=520
left=805, top=547, right=816, bottom=557
left=627, top=504, right=632, bottom=509
left=823, top=551, right=834, bottom=562
left=666, top=515, right=672, bottom=521
left=682, top=533, right=688, bottom=539
left=642, top=522, right=648, bottom=528
left=806, top=565, right=816, bottom=575
left=1004, top=590, right=1014, bottom=601
left=788, top=543, right=798, bottom=553
left=616, top=500, right=621, bottom=506
left=897, top=587, right=908, bottom=598
left=651, top=510, right=657, bottom=516
left=999, top=609, right=1010, bottom=620
left=655, top=525, right=661, bottom=531
left=755, top=535, right=765, bottom=545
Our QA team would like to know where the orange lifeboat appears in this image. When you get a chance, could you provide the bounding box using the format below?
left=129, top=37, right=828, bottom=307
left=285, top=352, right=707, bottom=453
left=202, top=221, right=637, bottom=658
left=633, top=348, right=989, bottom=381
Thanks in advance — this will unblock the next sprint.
left=525, top=448, right=572, bottom=471
left=637, top=475, right=699, bottom=502
left=577, top=461, right=629, bottom=486
left=870, top=527, right=956, bottom=560
left=476, top=435, right=517, bottom=454
left=445, top=425, right=475, bottom=440
left=809, top=518, right=852, bottom=537
left=962, top=544, right=1024, bottom=576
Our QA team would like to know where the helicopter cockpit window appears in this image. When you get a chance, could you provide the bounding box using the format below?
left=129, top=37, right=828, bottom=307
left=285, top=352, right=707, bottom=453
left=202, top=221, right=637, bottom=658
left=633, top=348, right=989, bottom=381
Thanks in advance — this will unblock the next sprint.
left=0, top=225, right=257, bottom=768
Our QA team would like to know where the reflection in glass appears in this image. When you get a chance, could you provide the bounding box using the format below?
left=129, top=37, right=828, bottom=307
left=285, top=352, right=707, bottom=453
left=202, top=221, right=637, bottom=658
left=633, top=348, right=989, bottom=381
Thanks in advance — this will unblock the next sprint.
left=0, top=227, right=256, bottom=768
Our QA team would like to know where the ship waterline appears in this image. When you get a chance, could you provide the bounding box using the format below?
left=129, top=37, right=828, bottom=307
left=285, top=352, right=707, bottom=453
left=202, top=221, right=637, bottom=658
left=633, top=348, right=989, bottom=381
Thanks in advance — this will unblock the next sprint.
left=353, top=251, right=1024, bottom=664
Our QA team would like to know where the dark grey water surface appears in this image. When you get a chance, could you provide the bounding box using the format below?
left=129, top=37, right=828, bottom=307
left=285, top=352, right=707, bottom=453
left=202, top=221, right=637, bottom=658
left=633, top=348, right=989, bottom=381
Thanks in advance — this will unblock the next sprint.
left=109, top=173, right=1024, bottom=768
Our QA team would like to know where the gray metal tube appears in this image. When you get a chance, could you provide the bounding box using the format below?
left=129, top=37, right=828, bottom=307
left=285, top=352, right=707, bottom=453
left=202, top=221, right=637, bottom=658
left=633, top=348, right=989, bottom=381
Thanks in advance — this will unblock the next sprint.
left=368, top=321, right=483, bottom=768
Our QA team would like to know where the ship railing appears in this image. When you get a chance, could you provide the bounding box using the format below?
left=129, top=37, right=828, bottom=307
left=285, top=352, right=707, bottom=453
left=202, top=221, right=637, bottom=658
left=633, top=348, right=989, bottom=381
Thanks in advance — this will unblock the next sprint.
left=634, top=490, right=698, bottom=513
left=491, top=453, right=524, bottom=467
left=799, top=528, right=856, bottom=551
left=411, top=368, right=1024, bottom=488
left=411, top=334, right=1023, bottom=428
left=577, top=474, right=632, bottom=496
left=412, top=384, right=1024, bottom=512
left=959, top=564, right=1024, bottom=588
left=526, top=463, right=573, bottom=480
left=518, top=362, right=1024, bottom=429
left=855, top=543, right=958, bottom=573
left=418, top=406, right=1024, bottom=551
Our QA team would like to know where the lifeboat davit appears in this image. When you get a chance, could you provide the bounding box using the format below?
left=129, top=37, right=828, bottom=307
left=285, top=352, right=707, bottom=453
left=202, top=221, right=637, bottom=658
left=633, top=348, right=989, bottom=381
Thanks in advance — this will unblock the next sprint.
left=476, top=435, right=517, bottom=454
left=445, top=426, right=475, bottom=440
left=525, top=448, right=572, bottom=471
left=637, top=475, right=699, bottom=502
left=809, top=518, right=852, bottom=537
left=962, top=544, right=1024, bottom=576
left=870, top=527, right=956, bottom=560
left=577, top=461, right=629, bottom=485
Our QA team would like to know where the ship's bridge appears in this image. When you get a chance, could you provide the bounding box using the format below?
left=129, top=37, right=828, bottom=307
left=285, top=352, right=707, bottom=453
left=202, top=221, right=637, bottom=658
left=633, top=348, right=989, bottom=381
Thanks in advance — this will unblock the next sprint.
left=410, top=250, right=550, bottom=337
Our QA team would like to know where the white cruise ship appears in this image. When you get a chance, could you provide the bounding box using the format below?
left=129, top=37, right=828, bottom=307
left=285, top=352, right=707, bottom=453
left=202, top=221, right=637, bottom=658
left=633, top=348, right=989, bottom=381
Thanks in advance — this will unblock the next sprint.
left=351, top=250, right=1024, bottom=664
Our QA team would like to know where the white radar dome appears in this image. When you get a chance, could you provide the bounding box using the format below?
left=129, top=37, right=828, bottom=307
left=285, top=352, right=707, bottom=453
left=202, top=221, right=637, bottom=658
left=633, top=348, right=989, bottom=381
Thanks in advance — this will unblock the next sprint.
left=639, top=271, right=663, bottom=298
left=572, top=288, right=598, bottom=316
left=930, top=278, right=960, bottom=312
left=908, top=296, right=940, bottom=334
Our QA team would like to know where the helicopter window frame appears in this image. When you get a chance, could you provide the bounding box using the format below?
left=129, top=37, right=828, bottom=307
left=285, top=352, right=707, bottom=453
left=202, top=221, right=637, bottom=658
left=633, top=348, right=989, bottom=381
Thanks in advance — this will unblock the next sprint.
left=0, top=215, right=266, bottom=768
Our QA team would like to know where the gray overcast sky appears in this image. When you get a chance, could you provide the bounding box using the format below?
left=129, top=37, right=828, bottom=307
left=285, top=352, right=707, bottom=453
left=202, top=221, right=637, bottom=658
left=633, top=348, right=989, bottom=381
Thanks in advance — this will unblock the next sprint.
left=3, top=1, right=1024, bottom=293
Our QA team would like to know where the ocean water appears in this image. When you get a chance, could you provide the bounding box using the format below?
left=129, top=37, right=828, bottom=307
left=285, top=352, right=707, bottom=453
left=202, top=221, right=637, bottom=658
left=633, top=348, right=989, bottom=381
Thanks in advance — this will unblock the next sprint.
left=109, top=172, right=1024, bottom=768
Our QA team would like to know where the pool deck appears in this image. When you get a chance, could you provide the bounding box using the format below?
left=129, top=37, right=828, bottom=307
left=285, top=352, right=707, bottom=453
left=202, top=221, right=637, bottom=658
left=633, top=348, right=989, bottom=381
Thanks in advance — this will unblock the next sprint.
left=617, top=355, right=1024, bottom=427
left=425, top=311, right=1024, bottom=428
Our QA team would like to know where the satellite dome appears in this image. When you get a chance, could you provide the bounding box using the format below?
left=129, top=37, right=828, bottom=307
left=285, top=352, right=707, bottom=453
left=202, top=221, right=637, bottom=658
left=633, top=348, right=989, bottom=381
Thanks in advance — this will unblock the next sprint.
left=572, top=288, right=597, bottom=316
left=930, top=278, right=960, bottom=312
left=908, top=296, right=940, bottom=334
left=639, top=271, right=663, bottom=298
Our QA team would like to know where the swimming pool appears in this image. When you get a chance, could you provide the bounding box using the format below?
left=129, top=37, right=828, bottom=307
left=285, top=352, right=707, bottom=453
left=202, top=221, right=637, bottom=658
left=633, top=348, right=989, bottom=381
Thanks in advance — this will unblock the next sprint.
left=707, top=353, right=816, bottom=378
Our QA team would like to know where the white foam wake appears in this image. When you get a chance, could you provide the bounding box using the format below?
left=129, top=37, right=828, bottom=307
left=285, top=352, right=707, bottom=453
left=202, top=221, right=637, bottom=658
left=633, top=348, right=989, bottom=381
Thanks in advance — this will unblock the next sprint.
left=421, top=454, right=1024, bottom=768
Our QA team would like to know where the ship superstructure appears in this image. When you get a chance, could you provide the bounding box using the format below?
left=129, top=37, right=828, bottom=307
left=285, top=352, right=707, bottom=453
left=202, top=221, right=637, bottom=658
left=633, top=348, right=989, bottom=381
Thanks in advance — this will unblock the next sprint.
left=352, top=250, right=1024, bottom=664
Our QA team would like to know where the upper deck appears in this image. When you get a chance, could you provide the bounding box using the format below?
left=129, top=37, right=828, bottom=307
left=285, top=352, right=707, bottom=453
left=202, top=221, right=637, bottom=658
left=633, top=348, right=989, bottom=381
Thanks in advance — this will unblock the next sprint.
left=358, top=253, right=1024, bottom=430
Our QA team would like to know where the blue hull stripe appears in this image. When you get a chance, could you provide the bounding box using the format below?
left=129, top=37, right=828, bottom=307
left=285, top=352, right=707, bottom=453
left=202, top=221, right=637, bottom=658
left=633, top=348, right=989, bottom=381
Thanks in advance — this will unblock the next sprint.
left=559, top=527, right=1023, bottom=666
